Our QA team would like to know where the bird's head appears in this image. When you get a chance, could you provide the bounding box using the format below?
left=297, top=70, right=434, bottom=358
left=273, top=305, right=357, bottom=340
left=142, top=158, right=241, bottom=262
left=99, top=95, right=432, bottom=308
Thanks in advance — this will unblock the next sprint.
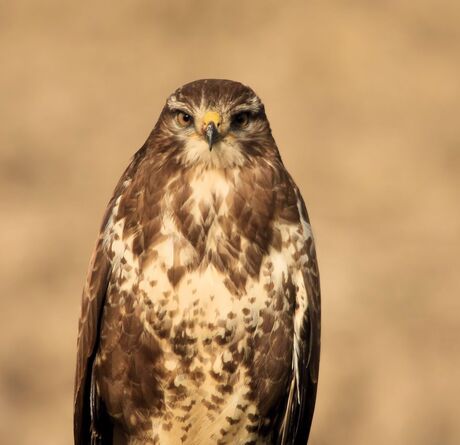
left=153, top=79, right=278, bottom=168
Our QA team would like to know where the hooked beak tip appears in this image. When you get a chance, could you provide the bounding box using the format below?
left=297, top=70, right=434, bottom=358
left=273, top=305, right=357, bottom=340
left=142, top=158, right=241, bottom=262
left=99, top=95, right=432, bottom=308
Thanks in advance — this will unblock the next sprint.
left=205, top=122, right=218, bottom=151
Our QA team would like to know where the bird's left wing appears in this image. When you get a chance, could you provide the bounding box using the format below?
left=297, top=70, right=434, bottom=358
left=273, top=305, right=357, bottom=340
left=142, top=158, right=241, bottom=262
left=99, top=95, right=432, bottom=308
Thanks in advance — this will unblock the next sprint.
left=279, top=183, right=321, bottom=445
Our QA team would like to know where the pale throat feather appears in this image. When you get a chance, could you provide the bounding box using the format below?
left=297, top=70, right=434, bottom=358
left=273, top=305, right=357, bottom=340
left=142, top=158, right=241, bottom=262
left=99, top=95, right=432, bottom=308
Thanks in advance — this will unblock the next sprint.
left=180, top=136, right=246, bottom=169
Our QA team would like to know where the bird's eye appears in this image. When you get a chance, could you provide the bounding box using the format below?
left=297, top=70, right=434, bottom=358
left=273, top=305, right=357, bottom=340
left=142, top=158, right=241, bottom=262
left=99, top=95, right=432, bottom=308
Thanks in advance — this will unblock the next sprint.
left=232, top=112, right=250, bottom=129
left=176, top=111, right=193, bottom=127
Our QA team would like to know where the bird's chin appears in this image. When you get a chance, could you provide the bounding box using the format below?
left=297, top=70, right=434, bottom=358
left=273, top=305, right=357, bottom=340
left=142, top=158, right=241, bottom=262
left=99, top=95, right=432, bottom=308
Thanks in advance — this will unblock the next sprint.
left=180, top=138, right=246, bottom=169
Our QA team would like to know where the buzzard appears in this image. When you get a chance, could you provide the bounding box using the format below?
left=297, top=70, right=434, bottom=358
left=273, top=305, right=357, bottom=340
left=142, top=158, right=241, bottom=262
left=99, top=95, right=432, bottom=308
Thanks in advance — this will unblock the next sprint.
left=74, top=79, right=321, bottom=445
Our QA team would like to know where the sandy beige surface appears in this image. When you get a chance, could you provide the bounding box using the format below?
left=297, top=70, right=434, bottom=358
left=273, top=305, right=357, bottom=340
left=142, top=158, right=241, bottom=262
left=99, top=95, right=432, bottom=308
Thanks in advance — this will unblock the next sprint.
left=1, top=1, right=459, bottom=444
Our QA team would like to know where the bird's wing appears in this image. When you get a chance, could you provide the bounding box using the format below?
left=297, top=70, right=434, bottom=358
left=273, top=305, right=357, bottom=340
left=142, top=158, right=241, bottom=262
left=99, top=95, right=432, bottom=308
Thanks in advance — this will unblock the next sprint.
left=74, top=146, right=146, bottom=445
left=279, top=184, right=321, bottom=445
left=74, top=232, right=111, bottom=445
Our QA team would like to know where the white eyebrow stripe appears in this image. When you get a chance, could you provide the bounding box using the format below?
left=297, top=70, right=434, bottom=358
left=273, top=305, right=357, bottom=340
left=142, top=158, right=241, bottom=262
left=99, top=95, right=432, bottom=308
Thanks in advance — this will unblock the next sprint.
left=231, top=101, right=262, bottom=115
left=166, top=97, right=194, bottom=114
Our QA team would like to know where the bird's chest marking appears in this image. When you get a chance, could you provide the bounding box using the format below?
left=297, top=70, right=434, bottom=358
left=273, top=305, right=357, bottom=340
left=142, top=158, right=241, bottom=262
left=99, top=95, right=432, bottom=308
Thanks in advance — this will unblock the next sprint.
left=149, top=169, right=265, bottom=296
left=174, top=170, right=231, bottom=256
left=101, top=173, right=299, bottom=443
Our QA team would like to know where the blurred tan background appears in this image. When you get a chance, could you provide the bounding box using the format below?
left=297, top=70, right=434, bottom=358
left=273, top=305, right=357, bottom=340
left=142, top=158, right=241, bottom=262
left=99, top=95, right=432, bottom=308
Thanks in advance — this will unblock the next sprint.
left=1, top=1, right=459, bottom=444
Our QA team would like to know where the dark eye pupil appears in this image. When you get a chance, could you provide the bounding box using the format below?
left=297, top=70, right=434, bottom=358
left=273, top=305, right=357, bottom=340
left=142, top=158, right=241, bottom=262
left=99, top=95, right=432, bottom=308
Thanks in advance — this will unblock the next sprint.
left=182, top=113, right=191, bottom=122
left=235, top=113, right=248, bottom=125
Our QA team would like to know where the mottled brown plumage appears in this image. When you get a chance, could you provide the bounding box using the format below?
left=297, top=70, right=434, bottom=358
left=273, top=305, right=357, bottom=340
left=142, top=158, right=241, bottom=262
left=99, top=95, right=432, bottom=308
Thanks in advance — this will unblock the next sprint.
left=74, top=79, right=320, bottom=445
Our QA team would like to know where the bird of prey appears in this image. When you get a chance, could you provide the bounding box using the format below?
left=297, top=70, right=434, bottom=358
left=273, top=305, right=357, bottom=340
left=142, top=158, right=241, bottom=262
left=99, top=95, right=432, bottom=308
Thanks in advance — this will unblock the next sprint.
left=74, top=79, right=320, bottom=445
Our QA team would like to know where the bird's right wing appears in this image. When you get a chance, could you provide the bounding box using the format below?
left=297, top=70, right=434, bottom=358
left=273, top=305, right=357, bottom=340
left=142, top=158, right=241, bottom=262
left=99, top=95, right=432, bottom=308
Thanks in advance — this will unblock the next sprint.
left=74, top=145, right=147, bottom=445
left=74, top=233, right=112, bottom=445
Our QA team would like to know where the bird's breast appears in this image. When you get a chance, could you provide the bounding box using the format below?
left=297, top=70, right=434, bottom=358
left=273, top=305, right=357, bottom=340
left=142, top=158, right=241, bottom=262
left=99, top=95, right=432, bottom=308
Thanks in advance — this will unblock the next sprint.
left=97, top=168, right=296, bottom=442
left=100, top=243, right=294, bottom=443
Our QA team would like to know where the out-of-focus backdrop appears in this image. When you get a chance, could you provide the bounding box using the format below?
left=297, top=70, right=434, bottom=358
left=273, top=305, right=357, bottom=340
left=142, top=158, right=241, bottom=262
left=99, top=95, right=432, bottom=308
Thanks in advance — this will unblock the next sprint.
left=1, top=1, right=459, bottom=444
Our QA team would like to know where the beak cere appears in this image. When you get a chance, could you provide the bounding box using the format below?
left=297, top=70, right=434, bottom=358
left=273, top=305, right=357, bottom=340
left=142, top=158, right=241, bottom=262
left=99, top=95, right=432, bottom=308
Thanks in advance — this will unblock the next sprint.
left=202, top=111, right=222, bottom=151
